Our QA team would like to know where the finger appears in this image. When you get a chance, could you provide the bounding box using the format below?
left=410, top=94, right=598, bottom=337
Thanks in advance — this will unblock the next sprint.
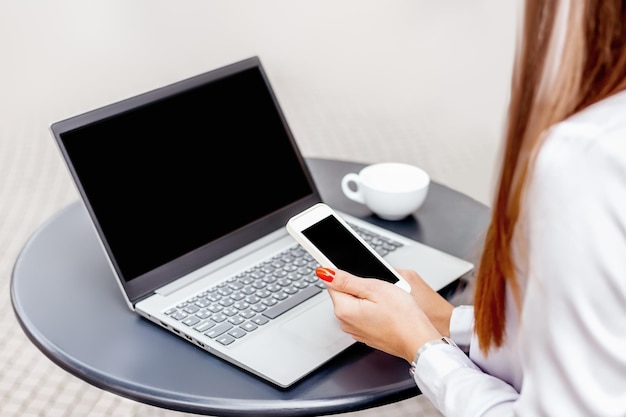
left=397, top=269, right=426, bottom=287
left=315, top=267, right=382, bottom=300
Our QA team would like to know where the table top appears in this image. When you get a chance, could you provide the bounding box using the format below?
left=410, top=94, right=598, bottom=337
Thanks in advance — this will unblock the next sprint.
left=11, top=158, right=489, bottom=417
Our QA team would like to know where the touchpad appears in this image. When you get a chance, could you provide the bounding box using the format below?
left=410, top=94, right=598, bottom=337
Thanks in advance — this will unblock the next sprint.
left=280, top=298, right=352, bottom=350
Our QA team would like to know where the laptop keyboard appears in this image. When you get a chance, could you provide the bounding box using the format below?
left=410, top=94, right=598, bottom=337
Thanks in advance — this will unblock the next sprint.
left=163, top=224, right=404, bottom=346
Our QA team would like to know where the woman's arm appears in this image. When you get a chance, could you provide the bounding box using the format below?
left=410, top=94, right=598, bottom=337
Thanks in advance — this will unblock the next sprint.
left=318, top=267, right=521, bottom=416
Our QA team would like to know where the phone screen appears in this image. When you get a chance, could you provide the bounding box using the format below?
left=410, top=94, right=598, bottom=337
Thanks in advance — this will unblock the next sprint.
left=302, top=215, right=399, bottom=284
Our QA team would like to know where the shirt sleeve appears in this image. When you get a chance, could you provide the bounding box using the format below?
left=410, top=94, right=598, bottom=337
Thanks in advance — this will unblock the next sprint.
left=449, top=305, right=474, bottom=353
left=414, top=345, right=519, bottom=417
left=413, top=307, right=520, bottom=417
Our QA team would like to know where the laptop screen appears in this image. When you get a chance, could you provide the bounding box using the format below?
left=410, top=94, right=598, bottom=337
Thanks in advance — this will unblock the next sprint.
left=52, top=57, right=321, bottom=303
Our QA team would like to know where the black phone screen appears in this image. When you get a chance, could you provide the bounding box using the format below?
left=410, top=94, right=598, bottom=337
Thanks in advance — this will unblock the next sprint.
left=301, top=215, right=399, bottom=283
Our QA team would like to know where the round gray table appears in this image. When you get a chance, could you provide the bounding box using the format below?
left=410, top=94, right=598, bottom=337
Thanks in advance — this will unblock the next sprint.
left=11, top=158, right=489, bottom=416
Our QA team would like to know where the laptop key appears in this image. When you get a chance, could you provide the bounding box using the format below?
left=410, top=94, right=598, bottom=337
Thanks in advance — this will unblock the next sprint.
left=194, top=320, right=216, bottom=333
left=262, top=285, right=323, bottom=319
left=216, top=334, right=236, bottom=345
left=182, top=316, right=200, bottom=326
left=241, top=322, right=258, bottom=332
left=251, top=304, right=266, bottom=313
left=205, top=322, right=233, bottom=338
left=229, top=328, right=247, bottom=338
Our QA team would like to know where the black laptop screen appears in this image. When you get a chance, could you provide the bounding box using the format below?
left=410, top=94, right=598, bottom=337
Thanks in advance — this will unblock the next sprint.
left=56, top=58, right=319, bottom=299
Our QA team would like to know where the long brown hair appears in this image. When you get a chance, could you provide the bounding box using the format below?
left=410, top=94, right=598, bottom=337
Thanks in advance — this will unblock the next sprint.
left=474, top=0, right=626, bottom=354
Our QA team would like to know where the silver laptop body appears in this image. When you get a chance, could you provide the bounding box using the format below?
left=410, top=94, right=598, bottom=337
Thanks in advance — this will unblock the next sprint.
left=51, top=56, right=473, bottom=388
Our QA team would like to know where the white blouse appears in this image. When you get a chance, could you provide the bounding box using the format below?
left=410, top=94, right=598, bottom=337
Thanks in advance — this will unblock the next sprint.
left=413, top=89, right=626, bottom=416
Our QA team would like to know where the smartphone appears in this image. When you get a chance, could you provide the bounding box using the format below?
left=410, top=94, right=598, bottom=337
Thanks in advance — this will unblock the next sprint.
left=286, top=203, right=411, bottom=292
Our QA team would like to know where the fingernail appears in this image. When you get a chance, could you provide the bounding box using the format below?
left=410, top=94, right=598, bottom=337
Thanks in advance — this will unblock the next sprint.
left=315, top=267, right=335, bottom=283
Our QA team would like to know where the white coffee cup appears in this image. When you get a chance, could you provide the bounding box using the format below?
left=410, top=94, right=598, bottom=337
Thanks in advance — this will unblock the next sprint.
left=341, top=162, right=430, bottom=221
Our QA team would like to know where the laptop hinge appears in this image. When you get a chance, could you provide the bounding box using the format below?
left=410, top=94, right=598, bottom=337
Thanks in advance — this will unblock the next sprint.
left=155, top=228, right=293, bottom=297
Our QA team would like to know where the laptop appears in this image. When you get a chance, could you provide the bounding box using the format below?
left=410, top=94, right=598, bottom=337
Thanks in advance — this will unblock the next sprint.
left=50, top=56, right=473, bottom=388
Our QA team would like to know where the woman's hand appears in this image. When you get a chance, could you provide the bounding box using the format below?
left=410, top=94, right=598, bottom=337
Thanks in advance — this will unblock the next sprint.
left=396, top=269, right=455, bottom=337
left=315, top=267, right=444, bottom=363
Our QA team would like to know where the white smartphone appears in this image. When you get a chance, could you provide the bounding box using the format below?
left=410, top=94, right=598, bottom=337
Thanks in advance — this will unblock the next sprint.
left=286, top=203, right=411, bottom=292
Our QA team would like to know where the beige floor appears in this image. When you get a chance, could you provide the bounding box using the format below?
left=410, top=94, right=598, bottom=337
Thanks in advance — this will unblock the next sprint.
left=0, top=1, right=517, bottom=416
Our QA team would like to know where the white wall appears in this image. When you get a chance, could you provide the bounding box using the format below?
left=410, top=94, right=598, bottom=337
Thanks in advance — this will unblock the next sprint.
left=1, top=0, right=518, bottom=205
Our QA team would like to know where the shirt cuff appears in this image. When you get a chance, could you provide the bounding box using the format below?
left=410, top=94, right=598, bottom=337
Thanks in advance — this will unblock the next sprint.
left=413, top=341, right=480, bottom=403
left=449, top=305, right=474, bottom=353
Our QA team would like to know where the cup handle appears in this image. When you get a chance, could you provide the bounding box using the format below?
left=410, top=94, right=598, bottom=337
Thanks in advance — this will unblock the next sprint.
left=341, top=173, right=366, bottom=204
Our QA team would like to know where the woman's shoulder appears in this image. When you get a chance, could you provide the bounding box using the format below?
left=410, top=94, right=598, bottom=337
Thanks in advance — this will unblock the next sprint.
left=529, top=90, right=626, bottom=217
left=543, top=90, right=626, bottom=168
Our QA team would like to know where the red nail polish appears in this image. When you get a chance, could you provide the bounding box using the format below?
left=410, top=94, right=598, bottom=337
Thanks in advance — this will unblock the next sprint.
left=315, top=267, right=335, bottom=282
